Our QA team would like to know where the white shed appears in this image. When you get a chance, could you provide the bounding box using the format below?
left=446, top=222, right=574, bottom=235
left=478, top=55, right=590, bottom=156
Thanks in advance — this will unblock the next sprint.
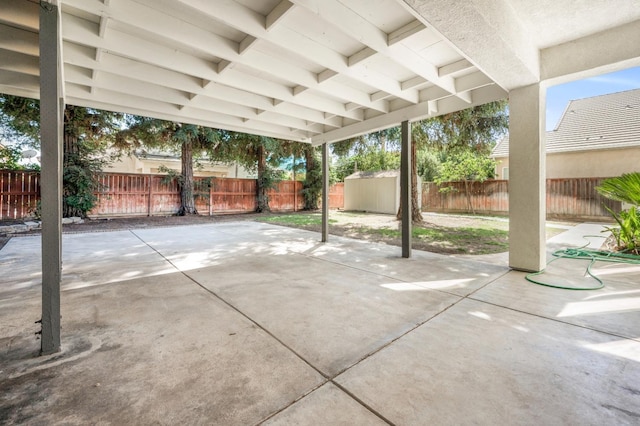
left=344, top=170, right=421, bottom=215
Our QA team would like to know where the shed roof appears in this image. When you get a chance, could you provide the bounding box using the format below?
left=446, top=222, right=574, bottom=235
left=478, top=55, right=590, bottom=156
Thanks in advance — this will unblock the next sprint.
left=345, top=170, right=399, bottom=180
left=492, top=88, right=640, bottom=157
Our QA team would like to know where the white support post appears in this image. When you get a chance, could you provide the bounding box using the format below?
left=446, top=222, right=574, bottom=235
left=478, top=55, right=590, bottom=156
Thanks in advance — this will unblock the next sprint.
left=508, top=84, right=546, bottom=272
left=400, top=120, right=411, bottom=258
left=40, top=1, right=63, bottom=355
left=321, top=143, right=329, bottom=242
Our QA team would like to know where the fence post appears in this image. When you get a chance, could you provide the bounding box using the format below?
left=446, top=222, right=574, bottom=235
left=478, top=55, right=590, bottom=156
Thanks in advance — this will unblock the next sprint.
left=147, top=175, right=152, bottom=216
left=209, top=179, right=213, bottom=216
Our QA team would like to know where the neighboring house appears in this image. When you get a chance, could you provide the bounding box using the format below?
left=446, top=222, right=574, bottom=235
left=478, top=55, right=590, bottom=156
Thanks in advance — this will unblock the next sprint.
left=106, top=150, right=257, bottom=178
left=492, top=88, right=640, bottom=179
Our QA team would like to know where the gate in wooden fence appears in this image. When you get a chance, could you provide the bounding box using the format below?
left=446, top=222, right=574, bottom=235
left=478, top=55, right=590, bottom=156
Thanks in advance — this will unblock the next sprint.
left=422, top=178, right=620, bottom=219
left=0, top=170, right=39, bottom=220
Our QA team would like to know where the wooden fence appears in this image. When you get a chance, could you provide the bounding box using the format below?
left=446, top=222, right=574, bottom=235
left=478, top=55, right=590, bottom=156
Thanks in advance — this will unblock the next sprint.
left=0, top=170, right=40, bottom=220
left=423, top=178, right=621, bottom=219
left=1, top=171, right=620, bottom=220
left=90, top=173, right=307, bottom=217
left=0, top=171, right=344, bottom=219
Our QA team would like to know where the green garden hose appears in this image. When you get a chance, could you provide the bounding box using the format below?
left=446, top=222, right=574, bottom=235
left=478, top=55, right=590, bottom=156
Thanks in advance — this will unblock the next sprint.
left=525, top=237, right=640, bottom=290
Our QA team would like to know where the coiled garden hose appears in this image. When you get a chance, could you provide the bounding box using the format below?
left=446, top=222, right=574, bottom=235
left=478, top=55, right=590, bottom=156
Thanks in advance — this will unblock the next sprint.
left=525, top=236, right=640, bottom=290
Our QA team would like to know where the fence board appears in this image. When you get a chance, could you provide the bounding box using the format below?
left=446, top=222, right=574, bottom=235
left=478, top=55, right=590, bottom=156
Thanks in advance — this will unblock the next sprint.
left=423, top=177, right=620, bottom=219
left=0, top=170, right=40, bottom=219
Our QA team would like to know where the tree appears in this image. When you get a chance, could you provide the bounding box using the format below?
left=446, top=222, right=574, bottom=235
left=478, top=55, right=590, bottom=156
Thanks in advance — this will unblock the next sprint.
left=1, top=95, right=124, bottom=217
left=0, top=144, right=39, bottom=170
left=212, top=132, right=303, bottom=212
left=301, top=144, right=323, bottom=210
left=434, top=151, right=496, bottom=214
left=331, top=128, right=401, bottom=181
left=116, top=118, right=221, bottom=215
left=405, top=100, right=508, bottom=222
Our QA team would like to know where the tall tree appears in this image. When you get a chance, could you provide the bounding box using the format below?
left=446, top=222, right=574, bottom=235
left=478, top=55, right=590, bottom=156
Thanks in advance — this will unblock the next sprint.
left=116, top=118, right=221, bottom=215
left=435, top=151, right=496, bottom=214
left=403, top=100, right=509, bottom=222
left=212, top=132, right=303, bottom=212
left=301, top=144, right=322, bottom=210
left=1, top=95, right=124, bottom=217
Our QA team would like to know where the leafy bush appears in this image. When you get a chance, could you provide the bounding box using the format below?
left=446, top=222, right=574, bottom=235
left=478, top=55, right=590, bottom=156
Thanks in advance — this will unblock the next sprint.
left=603, top=206, right=640, bottom=255
left=597, top=173, right=640, bottom=255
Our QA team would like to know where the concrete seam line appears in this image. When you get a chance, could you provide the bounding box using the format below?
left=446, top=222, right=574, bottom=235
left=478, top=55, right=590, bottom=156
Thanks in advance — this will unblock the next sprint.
left=465, top=297, right=637, bottom=342
left=329, top=381, right=396, bottom=426
left=127, top=229, right=331, bottom=379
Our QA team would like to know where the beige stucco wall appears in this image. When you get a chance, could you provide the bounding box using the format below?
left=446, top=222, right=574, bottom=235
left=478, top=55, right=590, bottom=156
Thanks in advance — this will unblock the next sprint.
left=104, top=154, right=256, bottom=178
left=495, top=147, right=640, bottom=179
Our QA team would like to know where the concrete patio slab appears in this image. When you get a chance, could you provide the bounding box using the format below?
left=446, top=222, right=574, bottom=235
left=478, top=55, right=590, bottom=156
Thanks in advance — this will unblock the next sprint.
left=2, top=221, right=639, bottom=424
left=472, top=267, right=640, bottom=341
left=0, top=231, right=176, bottom=300
left=1, top=272, right=323, bottom=425
left=263, top=383, right=387, bottom=425
left=185, top=254, right=460, bottom=377
left=335, top=298, right=640, bottom=425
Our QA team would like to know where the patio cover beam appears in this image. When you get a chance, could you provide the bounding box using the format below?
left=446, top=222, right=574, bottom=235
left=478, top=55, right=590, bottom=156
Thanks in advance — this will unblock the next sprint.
left=400, top=120, right=411, bottom=258
left=39, top=0, right=63, bottom=355
left=321, top=143, right=329, bottom=243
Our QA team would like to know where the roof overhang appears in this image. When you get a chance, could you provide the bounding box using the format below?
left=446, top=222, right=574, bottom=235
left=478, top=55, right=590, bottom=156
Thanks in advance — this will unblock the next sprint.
left=1, top=0, right=640, bottom=145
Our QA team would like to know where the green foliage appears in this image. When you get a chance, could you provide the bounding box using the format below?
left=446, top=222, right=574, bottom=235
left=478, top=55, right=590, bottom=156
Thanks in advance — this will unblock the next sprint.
left=597, top=173, right=640, bottom=254
left=416, top=149, right=444, bottom=182
left=0, top=144, right=25, bottom=170
left=2, top=96, right=125, bottom=217
left=603, top=206, right=640, bottom=255
left=301, top=145, right=323, bottom=210
left=62, top=138, right=108, bottom=217
left=414, top=100, right=508, bottom=155
left=596, top=172, right=640, bottom=206
left=333, top=149, right=400, bottom=181
left=434, top=151, right=495, bottom=186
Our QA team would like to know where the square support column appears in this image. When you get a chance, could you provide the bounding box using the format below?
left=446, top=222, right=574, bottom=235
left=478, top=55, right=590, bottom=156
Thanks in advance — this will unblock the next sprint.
left=509, top=84, right=546, bottom=272
left=400, top=120, right=411, bottom=258
left=321, top=143, right=329, bottom=243
left=40, top=1, right=63, bottom=355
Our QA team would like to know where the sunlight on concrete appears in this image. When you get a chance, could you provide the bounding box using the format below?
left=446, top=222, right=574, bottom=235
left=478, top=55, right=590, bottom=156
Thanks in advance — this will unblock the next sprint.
left=381, top=278, right=475, bottom=291
left=557, top=297, right=640, bottom=318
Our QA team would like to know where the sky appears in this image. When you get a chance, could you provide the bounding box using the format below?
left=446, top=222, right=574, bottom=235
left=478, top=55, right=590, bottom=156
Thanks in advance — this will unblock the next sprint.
left=545, top=66, right=640, bottom=130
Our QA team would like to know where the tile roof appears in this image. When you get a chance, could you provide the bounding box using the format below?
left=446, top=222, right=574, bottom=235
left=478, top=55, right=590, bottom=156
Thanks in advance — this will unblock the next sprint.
left=492, top=88, right=640, bottom=157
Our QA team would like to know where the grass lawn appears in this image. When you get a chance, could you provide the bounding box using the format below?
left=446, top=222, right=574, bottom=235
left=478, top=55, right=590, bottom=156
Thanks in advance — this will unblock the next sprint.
left=258, top=212, right=517, bottom=255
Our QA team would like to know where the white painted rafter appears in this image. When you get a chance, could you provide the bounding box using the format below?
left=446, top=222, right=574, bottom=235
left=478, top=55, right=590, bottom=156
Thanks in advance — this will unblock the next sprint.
left=61, top=16, right=365, bottom=123
left=288, top=0, right=461, bottom=98
left=176, top=0, right=420, bottom=105
left=0, top=0, right=519, bottom=145
left=64, top=0, right=393, bottom=114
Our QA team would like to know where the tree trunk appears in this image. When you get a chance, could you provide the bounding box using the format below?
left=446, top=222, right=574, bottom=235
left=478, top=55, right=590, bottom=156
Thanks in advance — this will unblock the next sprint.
left=303, top=145, right=321, bottom=210
left=464, top=179, right=476, bottom=215
left=256, top=144, right=270, bottom=212
left=178, top=138, right=197, bottom=215
left=396, top=138, right=423, bottom=224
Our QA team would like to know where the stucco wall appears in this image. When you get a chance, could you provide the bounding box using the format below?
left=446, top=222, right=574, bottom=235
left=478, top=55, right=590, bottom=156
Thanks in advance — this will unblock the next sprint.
left=495, top=147, right=640, bottom=179
left=104, top=154, right=256, bottom=178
